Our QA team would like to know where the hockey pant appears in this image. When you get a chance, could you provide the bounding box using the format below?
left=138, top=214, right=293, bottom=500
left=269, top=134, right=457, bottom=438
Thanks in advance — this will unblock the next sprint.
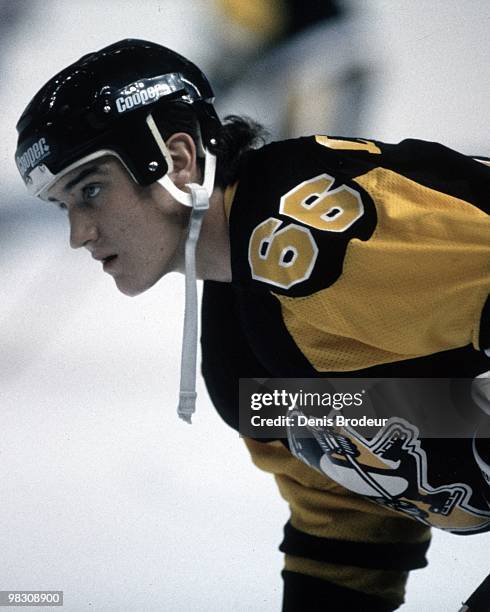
left=244, top=438, right=431, bottom=611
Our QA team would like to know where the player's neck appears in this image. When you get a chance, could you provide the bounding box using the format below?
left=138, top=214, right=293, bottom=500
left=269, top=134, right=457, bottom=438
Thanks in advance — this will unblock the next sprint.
left=195, top=186, right=232, bottom=282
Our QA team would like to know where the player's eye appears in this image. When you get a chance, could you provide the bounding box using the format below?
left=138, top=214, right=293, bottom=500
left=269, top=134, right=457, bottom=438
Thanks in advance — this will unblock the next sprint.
left=58, top=202, right=67, bottom=211
left=82, top=184, right=102, bottom=200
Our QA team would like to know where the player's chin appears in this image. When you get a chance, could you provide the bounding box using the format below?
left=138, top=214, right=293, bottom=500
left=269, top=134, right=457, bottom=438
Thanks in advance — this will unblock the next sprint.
left=113, top=276, right=147, bottom=297
left=113, top=273, right=160, bottom=297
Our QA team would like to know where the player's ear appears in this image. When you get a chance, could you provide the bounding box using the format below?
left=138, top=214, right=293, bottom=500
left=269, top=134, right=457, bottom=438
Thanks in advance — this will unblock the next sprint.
left=165, top=132, right=198, bottom=187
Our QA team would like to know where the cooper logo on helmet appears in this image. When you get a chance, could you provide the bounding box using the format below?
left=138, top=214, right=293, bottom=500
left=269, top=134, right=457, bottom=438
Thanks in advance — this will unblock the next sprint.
left=16, top=137, right=50, bottom=177
left=114, top=74, right=185, bottom=114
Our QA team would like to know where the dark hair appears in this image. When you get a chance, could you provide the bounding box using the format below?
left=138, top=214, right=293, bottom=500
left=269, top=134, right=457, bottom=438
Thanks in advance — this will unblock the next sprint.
left=153, top=104, right=268, bottom=188
left=213, top=115, right=268, bottom=187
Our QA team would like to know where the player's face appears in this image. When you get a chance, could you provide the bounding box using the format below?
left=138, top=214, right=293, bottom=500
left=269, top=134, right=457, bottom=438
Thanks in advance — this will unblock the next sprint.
left=46, top=156, right=189, bottom=296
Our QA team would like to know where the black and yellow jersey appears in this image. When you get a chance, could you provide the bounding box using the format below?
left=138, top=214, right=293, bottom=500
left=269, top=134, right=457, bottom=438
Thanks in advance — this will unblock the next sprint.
left=201, top=136, right=490, bottom=544
left=227, top=135, right=490, bottom=367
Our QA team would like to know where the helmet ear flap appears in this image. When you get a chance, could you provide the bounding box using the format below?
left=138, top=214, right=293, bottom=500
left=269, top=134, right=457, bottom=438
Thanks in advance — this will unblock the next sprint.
left=111, top=113, right=171, bottom=186
left=192, top=100, right=221, bottom=154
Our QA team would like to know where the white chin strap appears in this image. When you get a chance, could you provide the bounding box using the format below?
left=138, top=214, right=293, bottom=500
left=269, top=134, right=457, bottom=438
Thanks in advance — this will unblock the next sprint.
left=149, top=115, right=216, bottom=424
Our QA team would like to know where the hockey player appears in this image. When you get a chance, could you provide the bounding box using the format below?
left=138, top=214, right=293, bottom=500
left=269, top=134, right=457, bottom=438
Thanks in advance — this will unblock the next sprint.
left=15, top=39, right=490, bottom=611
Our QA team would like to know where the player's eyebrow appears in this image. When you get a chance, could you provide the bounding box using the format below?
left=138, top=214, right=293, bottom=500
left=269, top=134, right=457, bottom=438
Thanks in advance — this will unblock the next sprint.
left=63, top=165, right=106, bottom=192
left=47, top=165, right=108, bottom=203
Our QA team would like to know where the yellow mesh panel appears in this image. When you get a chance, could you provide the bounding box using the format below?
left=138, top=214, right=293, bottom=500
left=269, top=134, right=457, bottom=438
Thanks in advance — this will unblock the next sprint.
left=276, top=167, right=490, bottom=371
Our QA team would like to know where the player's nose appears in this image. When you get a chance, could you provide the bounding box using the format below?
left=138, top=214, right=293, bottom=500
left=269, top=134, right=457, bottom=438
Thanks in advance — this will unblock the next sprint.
left=69, top=210, right=98, bottom=249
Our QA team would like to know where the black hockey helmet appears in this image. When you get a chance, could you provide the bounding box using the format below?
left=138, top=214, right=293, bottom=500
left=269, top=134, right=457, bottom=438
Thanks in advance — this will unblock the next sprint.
left=15, top=38, right=221, bottom=198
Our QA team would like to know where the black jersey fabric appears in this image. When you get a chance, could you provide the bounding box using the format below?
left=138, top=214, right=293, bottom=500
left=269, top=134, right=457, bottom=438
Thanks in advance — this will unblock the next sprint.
left=201, top=135, right=490, bottom=535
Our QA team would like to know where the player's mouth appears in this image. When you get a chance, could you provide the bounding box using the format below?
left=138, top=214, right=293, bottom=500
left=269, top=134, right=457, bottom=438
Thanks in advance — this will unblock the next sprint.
left=102, top=254, right=118, bottom=271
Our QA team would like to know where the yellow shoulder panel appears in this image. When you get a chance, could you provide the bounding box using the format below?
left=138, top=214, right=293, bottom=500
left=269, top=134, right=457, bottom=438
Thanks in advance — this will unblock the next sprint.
left=276, top=167, right=490, bottom=371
